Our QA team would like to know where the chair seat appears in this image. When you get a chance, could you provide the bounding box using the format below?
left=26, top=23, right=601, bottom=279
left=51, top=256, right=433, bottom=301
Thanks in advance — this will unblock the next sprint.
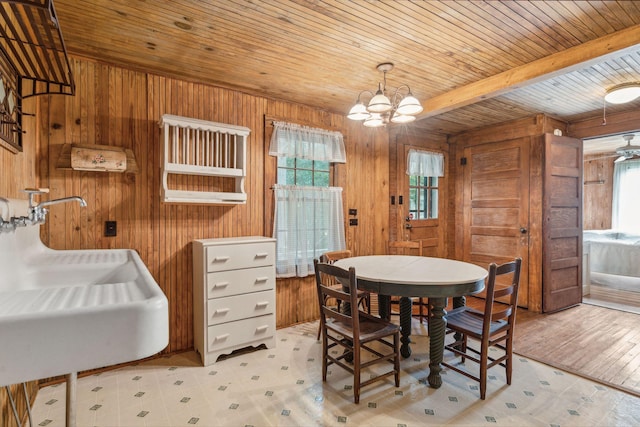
left=446, top=306, right=508, bottom=338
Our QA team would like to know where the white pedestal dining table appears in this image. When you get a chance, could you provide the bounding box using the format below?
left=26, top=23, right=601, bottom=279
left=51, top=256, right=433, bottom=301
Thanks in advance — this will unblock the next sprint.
left=334, top=255, right=488, bottom=388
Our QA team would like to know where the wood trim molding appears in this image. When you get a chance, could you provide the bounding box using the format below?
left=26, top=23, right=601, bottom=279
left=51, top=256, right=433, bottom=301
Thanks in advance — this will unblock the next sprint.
left=568, top=109, right=640, bottom=139
left=448, top=115, right=546, bottom=146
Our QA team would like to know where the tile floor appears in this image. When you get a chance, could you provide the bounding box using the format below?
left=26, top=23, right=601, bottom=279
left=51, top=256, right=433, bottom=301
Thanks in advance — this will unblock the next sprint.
left=30, top=321, right=640, bottom=426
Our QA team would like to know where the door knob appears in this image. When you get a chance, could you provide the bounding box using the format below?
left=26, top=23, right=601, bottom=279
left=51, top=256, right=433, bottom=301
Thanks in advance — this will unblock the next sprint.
left=405, top=223, right=412, bottom=229
left=520, top=227, right=527, bottom=234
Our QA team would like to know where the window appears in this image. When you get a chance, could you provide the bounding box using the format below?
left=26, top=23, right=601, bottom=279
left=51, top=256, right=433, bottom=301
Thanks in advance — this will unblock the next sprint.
left=269, top=121, right=346, bottom=278
left=406, top=149, right=444, bottom=220
left=612, top=159, right=640, bottom=233
left=408, top=175, right=438, bottom=219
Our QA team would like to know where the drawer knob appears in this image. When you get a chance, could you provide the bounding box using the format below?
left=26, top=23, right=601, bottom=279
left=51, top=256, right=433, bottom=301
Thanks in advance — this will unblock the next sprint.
left=255, top=325, right=269, bottom=333
left=255, top=301, right=269, bottom=308
left=213, top=281, right=229, bottom=289
left=214, top=308, right=230, bottom=315
left=213, top=255, right=230, bottom=262
left=255, top=277, right=269, bottom=283
left=214, top=333, right=230, bottom=341
left=255, top=252, right=269, bottom=258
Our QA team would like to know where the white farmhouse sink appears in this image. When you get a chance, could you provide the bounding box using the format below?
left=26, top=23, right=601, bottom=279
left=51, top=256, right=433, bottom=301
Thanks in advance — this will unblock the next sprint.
left=0, top=198, right=168, bottom=387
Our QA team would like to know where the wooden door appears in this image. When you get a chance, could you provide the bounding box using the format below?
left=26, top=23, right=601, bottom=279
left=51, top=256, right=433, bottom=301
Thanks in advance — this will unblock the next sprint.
left=393, top=144, right=445, bottom=257
left=542, top=134, right=583, bottom=312
left=462, top=138, right=530, bottom=307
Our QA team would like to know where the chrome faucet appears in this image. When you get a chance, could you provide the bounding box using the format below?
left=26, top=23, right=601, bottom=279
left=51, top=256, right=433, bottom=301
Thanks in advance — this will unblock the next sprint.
left=27, top=192, right=87, bottom=224
left=37, top=196, right=87, bottom=208
left=0, top=189, right=87, bottom=233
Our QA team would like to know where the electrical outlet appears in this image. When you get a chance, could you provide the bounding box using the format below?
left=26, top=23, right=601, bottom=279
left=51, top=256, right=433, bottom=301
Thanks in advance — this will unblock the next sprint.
left=104, top=221, right=117, bottom=237
left=349, top=218, right=358, bottom=226
left=348, top=208, right=357, bottom=216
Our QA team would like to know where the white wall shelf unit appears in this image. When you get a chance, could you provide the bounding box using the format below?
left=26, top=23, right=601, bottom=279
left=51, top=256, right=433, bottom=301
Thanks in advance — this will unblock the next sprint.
left=159, top=114, right=250, bottom=204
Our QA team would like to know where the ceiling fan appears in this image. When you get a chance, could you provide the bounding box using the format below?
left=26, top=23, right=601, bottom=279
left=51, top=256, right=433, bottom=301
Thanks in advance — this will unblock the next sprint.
left=614, top=134, right=640, bottom=163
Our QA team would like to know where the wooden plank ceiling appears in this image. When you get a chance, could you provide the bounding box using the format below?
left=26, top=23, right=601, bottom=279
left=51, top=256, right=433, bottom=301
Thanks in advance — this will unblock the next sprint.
left=53, top=0, right=640, bottom=142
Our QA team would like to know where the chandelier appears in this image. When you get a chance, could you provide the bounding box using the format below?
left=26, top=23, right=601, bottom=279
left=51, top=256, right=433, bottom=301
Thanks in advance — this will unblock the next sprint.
left=347, top=63, right=423, bottom=127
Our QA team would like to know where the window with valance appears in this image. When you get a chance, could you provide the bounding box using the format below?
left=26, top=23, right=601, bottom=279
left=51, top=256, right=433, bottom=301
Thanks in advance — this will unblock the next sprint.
left=406, top=149, right=444, bottom=220
left=269, top=121, right=347, bottom=278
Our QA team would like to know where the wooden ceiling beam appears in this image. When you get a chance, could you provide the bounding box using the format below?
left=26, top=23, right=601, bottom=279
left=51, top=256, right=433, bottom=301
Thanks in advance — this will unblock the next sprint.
left=418, top=24, right=640, bottom=120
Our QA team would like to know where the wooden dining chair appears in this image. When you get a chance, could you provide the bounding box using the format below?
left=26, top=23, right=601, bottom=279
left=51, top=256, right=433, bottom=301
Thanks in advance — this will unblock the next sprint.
left=316, top=250, right=371, bottom=339
left=386, top=240, right=430, bottom=323
left=442, top=257, right=522, bottom=399
left=314, top=258, right=400, bottom=404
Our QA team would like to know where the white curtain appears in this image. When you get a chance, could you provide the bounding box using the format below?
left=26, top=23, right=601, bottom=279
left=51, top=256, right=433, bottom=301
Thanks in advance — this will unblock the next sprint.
left=269, top=121, right=346, bottom=163
left=273, top=185, right=345, bottom=278
left=406, top=149, right=444, bottom=176
left=612, top=159, right=640, bottom=233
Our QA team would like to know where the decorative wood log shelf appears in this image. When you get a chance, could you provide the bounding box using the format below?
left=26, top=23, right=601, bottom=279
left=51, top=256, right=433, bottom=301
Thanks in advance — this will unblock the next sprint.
left=159, top=114, right=250, bottom=205
left=56, top=144, right=139, bottom=173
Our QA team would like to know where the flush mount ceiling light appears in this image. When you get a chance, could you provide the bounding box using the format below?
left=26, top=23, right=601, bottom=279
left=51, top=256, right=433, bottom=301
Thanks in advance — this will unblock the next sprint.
left=604, top=82, right=640, bottom=104
left=347, top=62, right=423, bottom=128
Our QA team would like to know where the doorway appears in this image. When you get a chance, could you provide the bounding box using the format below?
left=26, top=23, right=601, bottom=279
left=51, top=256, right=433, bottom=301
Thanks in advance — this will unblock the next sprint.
left=582, top=132, right=640, bottom=314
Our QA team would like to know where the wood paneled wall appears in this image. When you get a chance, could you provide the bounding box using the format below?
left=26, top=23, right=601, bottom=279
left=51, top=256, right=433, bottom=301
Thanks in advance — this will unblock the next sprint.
left=21, top=57, right=390, bottom=356
left=583, top=154, right=614, bottom=230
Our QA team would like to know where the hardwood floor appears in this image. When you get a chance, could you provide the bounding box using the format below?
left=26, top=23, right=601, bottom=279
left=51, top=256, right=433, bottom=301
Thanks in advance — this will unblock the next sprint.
left=508, top=297, right=640, bottom=397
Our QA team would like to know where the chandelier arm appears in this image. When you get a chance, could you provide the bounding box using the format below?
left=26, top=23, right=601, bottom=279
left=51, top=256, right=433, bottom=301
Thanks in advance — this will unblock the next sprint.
left=355, top=89, right=375, bottom=103
left=390, top=84, right=412, bottom=105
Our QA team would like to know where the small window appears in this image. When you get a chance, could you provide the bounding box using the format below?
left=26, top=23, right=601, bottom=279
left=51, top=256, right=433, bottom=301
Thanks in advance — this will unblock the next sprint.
left=408, top=175, right=438, bottom=219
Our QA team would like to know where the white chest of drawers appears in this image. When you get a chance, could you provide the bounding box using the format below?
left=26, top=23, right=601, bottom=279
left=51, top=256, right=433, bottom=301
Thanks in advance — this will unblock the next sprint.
left=193, top=236, right=276, bottom=365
